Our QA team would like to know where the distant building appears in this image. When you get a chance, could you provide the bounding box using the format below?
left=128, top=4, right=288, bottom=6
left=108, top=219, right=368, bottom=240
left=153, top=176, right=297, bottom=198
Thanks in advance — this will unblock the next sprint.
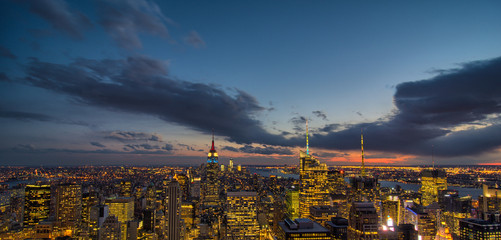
left=56, top=183, right=82, bottom=228
left=226, top=191, right=259, bottom=239
left=24, top=184, right=51, bottom=227
left=396, top=223, right=418, bottom=240
left=100, top=215, right=121, bottom=240
left=309, top=205, right=336, bottom=226
left=459, top=218, right=501, bottom=240
left=419, top=169, right=447, bottom=206
left=479, top=184, right=501, bottom=217
left=403, top=206, right=436, bottom=240
left=105, top=197, right=134, bottom=240
left=348, top=202, right=379, bottom=240
left=285, top=189, right=300, bottom=220
left=326, top=217, right=348, bottom=240
left=277, top=218, right=330, bottom=240
left=90, top=204, right=110, bottom=239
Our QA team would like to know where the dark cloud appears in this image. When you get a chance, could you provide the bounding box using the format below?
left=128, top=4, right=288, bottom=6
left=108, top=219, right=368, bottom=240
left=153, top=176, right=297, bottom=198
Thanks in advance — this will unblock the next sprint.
left=0, top=109, right=92, bottom=127
left=123, top=143, right=173, bottom=154
left=312, top=57, right=501, bottom=157
left=312, top=110, right=328, bottom=120
left=26, top=0, right=92, bottom=40
left=319, top=123, right=340, bottom=132
left=106, top=131, right=163, bottom=142
left=0, top=110, right=53, bottom=121
left=90, top=142, right=105, bottom=148
left=0, top=46, right=16, bottom=59
left=22, top=56, right=294, bottom=147
left=178, top=143, right=195, bottom=151
left=184, top=31, right=206, bottom=48
left=0, top=73, right=9, bottom=82
left=289, top=116, right=307, bottom=133
left=97, top=0, right=171, bottom=49
left=223, top=145, right=293, bottom=155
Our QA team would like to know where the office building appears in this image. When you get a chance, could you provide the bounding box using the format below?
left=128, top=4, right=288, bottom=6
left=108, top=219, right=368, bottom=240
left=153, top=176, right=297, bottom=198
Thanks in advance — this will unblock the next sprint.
left=56, top=183, right=82, bottom=228
left=285, top=189, right=300, bottom=220
left=203, top=133, right=220, bottom=206
left=167, top=179, right=181, bottom=240
left=348, top=202, right=379, bottom=239
left=277, top=218, right=331, bottom=240
left=299, top=121, right=329, bottom=218
left=24, top=184, right=51, bottom=227
left=105, top=197, right=134, bottom=240
left=309, top=205, right=337, bottom=227
left=419, top=169, right=447, bottom=207
left=326, top=217, right=348, bottom=240
left=459, top=218, right=501, bottom=240
left=226, top=191, right=259, bottom=239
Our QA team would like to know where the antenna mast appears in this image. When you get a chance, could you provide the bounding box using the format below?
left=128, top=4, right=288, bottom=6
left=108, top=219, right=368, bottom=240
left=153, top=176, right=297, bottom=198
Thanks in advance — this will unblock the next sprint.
left=306, top=119, right=309, bottom=155
left=361, top=129, right=366, bottom=177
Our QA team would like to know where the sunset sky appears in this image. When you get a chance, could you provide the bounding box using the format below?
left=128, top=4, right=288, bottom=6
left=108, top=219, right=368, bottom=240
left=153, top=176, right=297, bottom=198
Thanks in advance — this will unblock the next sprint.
left=1, top=0, right=500, bottom=166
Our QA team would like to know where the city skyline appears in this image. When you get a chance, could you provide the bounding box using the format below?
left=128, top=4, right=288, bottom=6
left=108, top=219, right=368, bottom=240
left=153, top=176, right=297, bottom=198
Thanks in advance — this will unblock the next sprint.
left=1, top=0, right=501, bottom=166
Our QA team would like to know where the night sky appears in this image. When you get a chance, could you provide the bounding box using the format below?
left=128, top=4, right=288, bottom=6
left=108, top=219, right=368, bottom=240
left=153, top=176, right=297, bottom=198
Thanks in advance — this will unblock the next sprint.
left=1, top=0, right=500, bottom=166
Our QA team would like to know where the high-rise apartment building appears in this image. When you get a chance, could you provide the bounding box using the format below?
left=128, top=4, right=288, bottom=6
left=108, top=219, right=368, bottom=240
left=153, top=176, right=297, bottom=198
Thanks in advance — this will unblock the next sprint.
left=226, top=191, right=260, bottom=239
left=56, top=183, right=82, bottom=228
left=419, top=169, right=447, bottom=206
left=24, top=184, right=51, bottom=227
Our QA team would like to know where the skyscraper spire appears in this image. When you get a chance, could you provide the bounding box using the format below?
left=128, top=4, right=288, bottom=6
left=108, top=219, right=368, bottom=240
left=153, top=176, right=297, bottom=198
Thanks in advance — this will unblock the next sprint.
left=306, top=119, right=309, bottom=155
left=207, top=129, right=218, bottom=163
left=361, top=129, right=366, bottom=177
left=210, top=129, right=215, bottom=152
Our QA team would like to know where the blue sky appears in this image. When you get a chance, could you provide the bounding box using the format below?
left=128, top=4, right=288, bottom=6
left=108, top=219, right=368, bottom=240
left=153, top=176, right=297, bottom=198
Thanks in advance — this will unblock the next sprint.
left=1, top=0, right=501, bottom=166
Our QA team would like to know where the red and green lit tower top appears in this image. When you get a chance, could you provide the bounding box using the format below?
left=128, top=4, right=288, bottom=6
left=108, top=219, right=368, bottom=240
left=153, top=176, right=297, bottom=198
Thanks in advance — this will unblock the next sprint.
left=207, top=131, right=218, bottom=163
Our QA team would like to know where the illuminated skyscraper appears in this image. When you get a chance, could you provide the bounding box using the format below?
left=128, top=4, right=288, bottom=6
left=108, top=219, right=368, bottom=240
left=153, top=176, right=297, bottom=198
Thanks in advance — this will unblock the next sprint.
left=226, top=191, right=259, bottom=239
left=285, top=189, right=300, bottom=220
left=299, top=120, right=329, bottom=218
left=24, top=184, right=51, bottom=227
left=167, top=178, right=181, bottom=240
left=349, top=132, right=379, bottom=212
left=203, top=132, right=220, bottom=206
left=419, top=169, right=447, bottom=206
left=348, top=202, right=379, bottom=240
left=479, top=184, right=501, bottom=217
left=56, top=183, right=82, bottom=229
left=229, top=158, right=234, bottom=172
left=105, top=197, right=134, bottom=240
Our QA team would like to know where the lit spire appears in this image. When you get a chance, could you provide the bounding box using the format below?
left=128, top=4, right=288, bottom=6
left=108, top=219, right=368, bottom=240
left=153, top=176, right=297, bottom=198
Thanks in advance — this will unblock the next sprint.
left=210, top=128, right=215, bottom=152
left=306, top=119, right=309, bottom=155
left=361, top=129, right=366, bottom=177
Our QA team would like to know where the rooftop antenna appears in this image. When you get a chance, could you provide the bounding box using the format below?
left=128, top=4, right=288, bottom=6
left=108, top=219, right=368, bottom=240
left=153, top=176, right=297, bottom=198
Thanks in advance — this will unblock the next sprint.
left=361, top=129, right=366, bottom=177
left=306, top=119, right=309, bottom=155
left=210, top=128, right=215, bottom=151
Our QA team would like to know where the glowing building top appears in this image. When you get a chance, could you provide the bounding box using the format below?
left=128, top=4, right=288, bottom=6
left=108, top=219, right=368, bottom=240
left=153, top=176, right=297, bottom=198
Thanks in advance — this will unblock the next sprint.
left=207, top=131, right=218, bottom=163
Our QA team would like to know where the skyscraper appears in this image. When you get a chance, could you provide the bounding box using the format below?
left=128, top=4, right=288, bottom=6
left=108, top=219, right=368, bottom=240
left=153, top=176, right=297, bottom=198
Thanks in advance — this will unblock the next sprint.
left=105, top=197, right=134, bottom=240
left=56, top=183, right=82, bottom=229
left=24, top=184, right=51, bottom=227
left=419, top=169, right=447, bottom=206
left=226, top=191, right=260, bottom=239
left=299, top=120, right=329, bottom=218
left=348, top=202, right=379, bottom=240
left=203, top=132, right=220, bottom=206
left=167, top=178, right=181, bottom=240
